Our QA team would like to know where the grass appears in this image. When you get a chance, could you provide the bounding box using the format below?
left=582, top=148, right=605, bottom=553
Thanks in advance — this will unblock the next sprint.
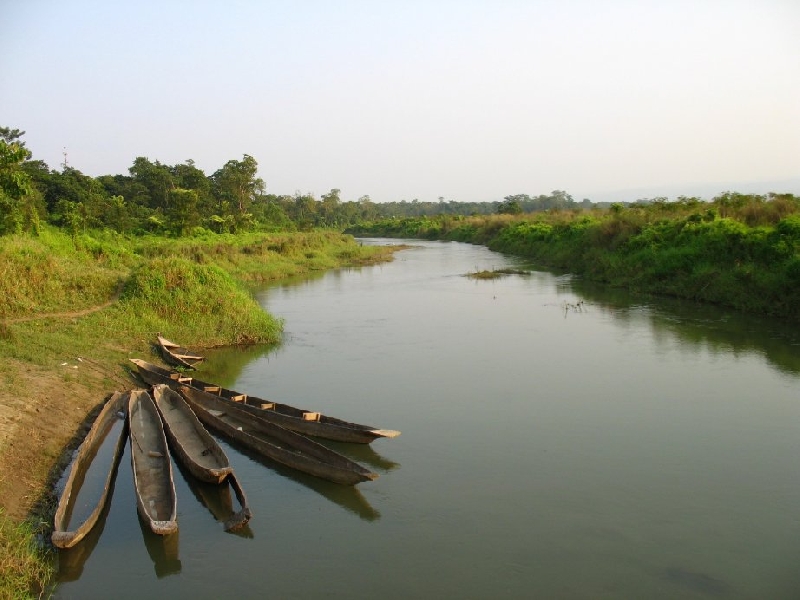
left=464, top=267, right=528, bottom=279
left=0, top=509, right=53, bottom=599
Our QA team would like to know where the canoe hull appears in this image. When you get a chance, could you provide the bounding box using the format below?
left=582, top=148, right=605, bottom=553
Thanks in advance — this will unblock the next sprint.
left=129, top=389, right=178, bottom=535
left=52, top=391, right=129, bottom=549
left=179, top=385, right=377, bottom=486
left=157, top=335, right=204, bottom=370
left=130, top=358, right=399, bottom=444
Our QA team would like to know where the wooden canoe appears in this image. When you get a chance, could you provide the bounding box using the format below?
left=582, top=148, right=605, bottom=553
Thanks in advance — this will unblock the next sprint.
left=151, top=383, right=234, bottom=484
left=178, top=384, right=378, bottom=486
left=52, top=391, right=129, bottom=549
left=129, top=389, right=178, bottom=535
left=130, top=358, right=400, bottom=444
left=156, top=335, right=204, bottom=370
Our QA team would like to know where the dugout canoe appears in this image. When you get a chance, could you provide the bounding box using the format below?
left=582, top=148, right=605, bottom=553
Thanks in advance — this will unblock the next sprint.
left=129, top=389, right=178, bottom=535
left=52, top=391, right=129, bottom=549
left=178, top=384, right=378, bottom=485
left=130, top=358, right=400, bottom=444
left=156, top=335, right=204, bottom=370
left=151, top=384, right=233, bottom=484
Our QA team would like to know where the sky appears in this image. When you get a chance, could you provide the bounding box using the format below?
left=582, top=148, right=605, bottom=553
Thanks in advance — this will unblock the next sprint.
left=1, top=0, right=799, bottom=203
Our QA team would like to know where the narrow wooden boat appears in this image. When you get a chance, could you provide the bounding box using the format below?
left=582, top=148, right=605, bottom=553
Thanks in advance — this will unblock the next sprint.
left=130, top=358, right=400, bottom=444
left=52, top=391, right=129, bottom=549
left=178, top=384, right=378, bottom=485
left=151, top=383, right=234, bottom=484
left=156, top=335, right=204, bottom=370
left=129, top=389, right=178, bottom=535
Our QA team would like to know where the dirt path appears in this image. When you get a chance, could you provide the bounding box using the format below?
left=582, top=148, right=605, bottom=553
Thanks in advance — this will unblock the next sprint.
left=2, top=281, right=125, bottom=324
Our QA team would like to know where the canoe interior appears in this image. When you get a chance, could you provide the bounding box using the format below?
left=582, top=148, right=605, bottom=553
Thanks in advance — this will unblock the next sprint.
left=52, top=391, right=129, bottom=549
left=129, top=389, right=178, bottom=535
left=152, top=383, right=232, bottom=484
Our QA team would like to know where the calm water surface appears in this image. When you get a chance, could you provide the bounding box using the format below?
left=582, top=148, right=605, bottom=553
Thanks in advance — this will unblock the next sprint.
left=55, top=239, right=800, bottom=599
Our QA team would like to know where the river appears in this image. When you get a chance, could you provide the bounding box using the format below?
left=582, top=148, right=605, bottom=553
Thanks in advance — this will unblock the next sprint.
left=54, top=239, right=800, bottom=599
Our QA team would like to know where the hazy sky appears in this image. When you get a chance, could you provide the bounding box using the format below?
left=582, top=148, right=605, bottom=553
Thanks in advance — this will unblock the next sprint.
left=2, top=0, right=799, bottom=203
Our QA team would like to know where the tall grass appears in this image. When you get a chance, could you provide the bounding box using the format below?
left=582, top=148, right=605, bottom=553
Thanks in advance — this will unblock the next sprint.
left=0, top=232, right=127, bottom=320
left=114, top=256, right=282, bottom=345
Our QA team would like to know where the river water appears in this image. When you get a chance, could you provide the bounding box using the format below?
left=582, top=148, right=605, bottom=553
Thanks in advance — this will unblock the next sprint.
left=54, top=239, right=800, bottom=599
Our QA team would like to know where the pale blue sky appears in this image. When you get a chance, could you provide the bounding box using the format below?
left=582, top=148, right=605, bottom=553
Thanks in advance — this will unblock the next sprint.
left=1, top=0, right=798, bottom=203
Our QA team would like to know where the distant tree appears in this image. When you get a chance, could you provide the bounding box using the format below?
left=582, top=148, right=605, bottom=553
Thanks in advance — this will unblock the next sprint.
left=291, top=193, right=318, bottom=229
left=166, top=188, right=199, bottom=235
left=497, top=197, right=523, bottom=215
left=211, top=155, right=264, bottom=231
left=129, top=157, right=174, bottom=210
left=319, top=188, right=341, bottom=227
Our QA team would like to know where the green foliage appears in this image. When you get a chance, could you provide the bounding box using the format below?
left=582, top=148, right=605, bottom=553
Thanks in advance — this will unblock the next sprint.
left=0, top=139, right=35, bottom=235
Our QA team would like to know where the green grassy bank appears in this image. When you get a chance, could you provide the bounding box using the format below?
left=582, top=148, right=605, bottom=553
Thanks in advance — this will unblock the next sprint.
left=0, top=227, right=397, bottom=598
left=349, top=193, right=800, bottom=320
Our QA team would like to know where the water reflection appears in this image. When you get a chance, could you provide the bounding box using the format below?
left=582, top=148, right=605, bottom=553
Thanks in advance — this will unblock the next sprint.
left=56, top=486, right=113, bottom=583
left=180, top=465, right=254, bottom=538
left=227, top=439, right=380, bottom=522
left=317, top=439, right=401, bottom=473
left=200, top=343, right=280, bottom=388
left=138, top=515, right=181, bottom=578
left=572, top=279, right=800, bottom=376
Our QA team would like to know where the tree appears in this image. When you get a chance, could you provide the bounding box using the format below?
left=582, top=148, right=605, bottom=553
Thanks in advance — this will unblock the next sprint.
left=319, top=188, right=341, bottom=227
left=211, top=155, right=264, bottom=231
left=497, top=197, right=523, bottom=215
left=166, top=188, right=199, bottom=235
left=129, top=157, right=174, bottom=210
left=0, top=136, right=36, bottom=235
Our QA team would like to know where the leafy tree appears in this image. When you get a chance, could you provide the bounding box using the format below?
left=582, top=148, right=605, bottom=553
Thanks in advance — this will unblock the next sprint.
left=211, top=154, right=264, bottom=231
left=291, top=193, right=318, bottom=230
left=166, top=188, right=199, bottom=235
left=45, top=167, right=114, bottom=230
left=498, top=197, right=523, bottom=215
left=129, top=157, right=174, bottom=210
left=318, top=188, right=342, bottom=227
left=0, top=134, right=37, bottom=235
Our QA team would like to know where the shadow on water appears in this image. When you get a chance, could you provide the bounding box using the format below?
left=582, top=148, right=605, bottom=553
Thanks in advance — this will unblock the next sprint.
left=662, top=566, right=730, bottom=596
left=225, top=437, right=380, bottom=522
left=137, top=513, right=181, bottom=578
left=570, top=279, right=800, bottom=377
left=316, top=439, right=401, bottom=473
left=176, top=462, right=254, bottom=539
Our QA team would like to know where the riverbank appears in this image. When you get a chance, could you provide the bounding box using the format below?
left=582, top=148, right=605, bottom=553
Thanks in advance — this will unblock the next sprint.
left=0, top=228, right=400, bottom=598
left=347, top=193, right=800, bottom=320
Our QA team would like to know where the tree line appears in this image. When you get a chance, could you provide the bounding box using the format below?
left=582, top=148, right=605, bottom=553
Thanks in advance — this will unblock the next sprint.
left=0, top=125, right=752, bottom=238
